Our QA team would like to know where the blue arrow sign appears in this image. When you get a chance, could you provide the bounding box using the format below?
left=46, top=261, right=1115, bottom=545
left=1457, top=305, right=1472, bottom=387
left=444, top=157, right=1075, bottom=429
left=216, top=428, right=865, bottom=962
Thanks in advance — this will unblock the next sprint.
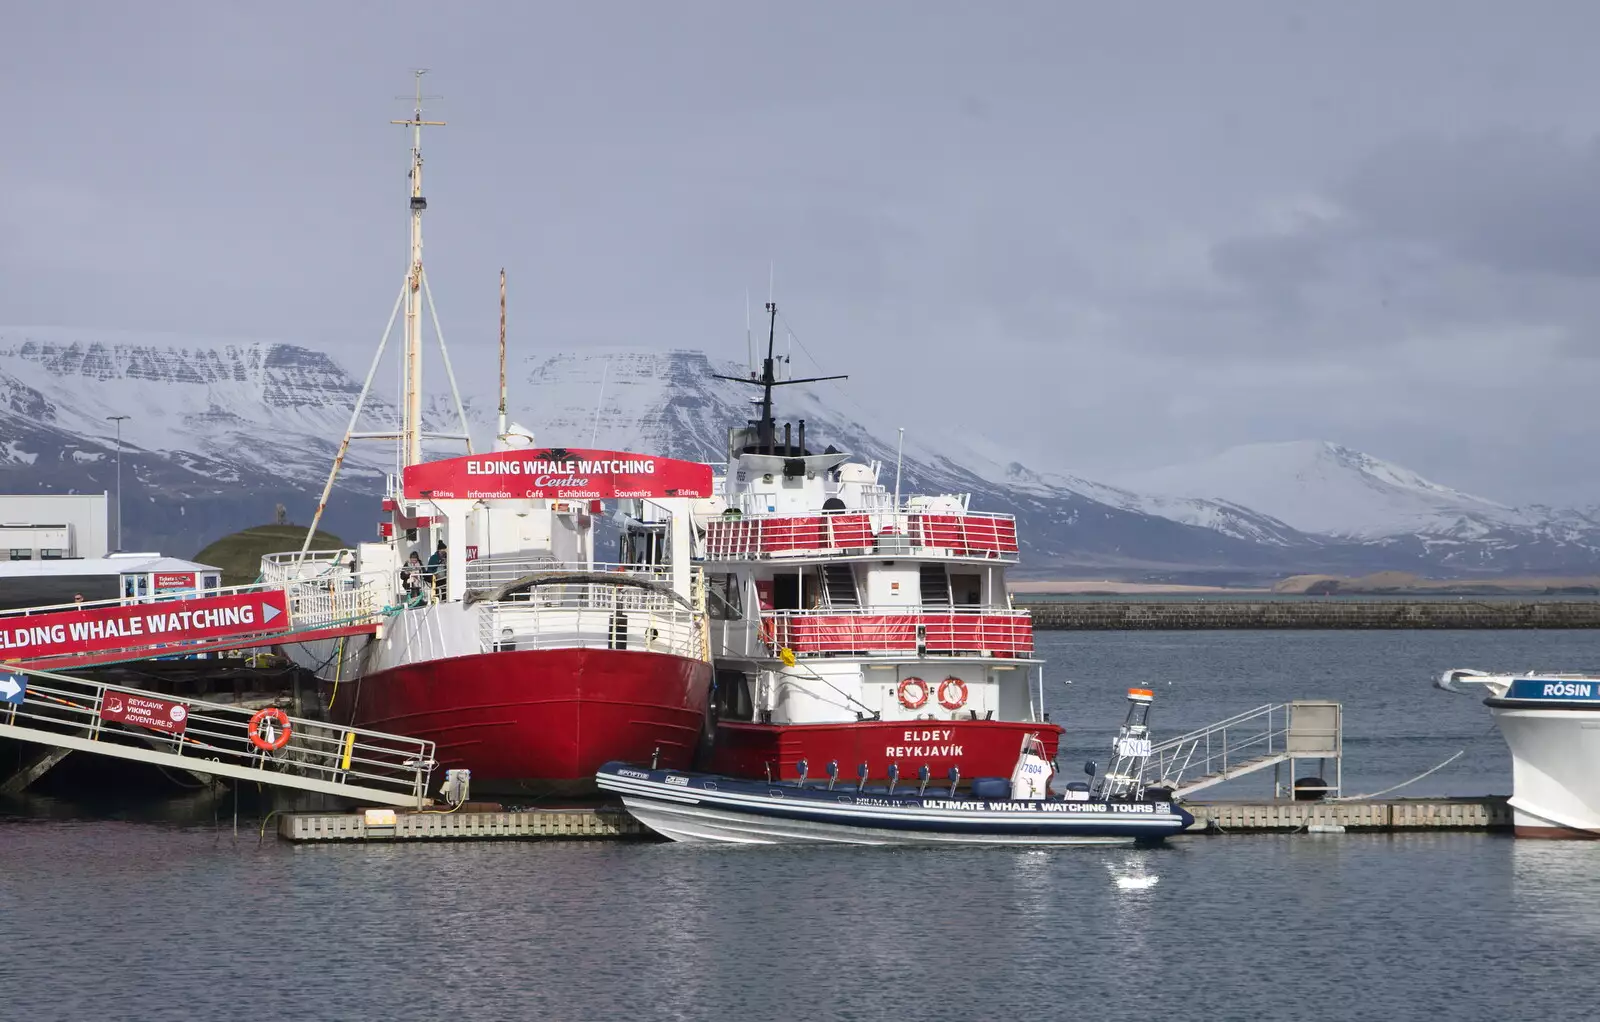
left=0, top=672, right=25, bottom=705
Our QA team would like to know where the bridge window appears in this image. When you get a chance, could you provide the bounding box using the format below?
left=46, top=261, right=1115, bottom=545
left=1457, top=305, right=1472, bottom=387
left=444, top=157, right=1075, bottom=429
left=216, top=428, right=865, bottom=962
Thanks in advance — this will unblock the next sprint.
left=39, top=549, right=64, bottom=560
left=7, top=549, right=31, bottom=560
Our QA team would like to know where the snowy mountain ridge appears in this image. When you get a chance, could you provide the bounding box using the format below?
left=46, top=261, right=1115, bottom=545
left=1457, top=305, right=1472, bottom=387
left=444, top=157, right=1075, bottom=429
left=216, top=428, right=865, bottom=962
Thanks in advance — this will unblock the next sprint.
left=3, top=327, right=1599, bottom=575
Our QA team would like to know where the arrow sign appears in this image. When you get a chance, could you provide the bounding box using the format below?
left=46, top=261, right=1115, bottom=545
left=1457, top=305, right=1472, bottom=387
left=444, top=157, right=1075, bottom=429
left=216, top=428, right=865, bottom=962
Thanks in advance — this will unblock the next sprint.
left=0, top=590, right=291, bottom=661
left=0, top=672, right=25, bottom=705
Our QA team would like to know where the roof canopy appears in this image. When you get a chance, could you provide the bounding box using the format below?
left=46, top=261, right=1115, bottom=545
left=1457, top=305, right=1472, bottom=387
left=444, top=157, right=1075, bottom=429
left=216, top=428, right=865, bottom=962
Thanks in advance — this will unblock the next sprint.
left=402, top=448, right=714, bottom=502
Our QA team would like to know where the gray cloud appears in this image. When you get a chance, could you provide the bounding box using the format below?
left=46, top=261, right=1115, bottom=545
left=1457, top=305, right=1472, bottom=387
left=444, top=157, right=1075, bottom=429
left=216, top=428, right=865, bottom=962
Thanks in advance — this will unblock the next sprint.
left=9, top=2, right=1600, bottom=504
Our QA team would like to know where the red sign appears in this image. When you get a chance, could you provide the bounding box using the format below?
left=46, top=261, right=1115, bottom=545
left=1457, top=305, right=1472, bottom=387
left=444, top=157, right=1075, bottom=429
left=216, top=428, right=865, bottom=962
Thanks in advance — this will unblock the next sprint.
left=153, top=572, right=197, bottom=591
left=465, top=545, right=479, bottom=561
left=100, top=690, right=190, bottom=735
left=402, top=448, right=713, bottom=501
left=0, top=590, right=290, bottom=661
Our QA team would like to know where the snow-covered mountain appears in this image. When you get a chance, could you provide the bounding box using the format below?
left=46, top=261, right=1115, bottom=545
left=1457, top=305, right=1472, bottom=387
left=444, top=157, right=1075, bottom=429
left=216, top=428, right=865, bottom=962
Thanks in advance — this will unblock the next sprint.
left=4, top=327, right=1600, bottom=577
left=1118, top=441, right=1527, bottom=539
left=1118, top=440, right=1600, bottom=572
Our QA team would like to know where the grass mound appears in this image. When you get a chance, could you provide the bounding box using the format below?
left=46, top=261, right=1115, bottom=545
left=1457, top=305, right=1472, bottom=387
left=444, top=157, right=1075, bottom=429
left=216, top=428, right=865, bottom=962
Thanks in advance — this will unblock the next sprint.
left=194, top=524, right=349, bottom=587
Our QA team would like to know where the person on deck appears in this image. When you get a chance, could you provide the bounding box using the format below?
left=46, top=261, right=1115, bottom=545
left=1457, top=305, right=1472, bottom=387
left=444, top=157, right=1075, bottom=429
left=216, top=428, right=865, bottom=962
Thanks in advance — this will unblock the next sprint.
left=426, top=541, right=448, bottom=600
left=401, top=552, right=425, bottom=597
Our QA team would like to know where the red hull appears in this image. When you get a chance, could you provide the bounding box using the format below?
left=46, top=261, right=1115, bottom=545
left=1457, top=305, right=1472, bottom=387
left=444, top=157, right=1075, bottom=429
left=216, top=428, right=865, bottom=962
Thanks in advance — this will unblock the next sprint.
left=709, top=719, right=1063, bottom=785
left=330, top=647, right=711, bottom=796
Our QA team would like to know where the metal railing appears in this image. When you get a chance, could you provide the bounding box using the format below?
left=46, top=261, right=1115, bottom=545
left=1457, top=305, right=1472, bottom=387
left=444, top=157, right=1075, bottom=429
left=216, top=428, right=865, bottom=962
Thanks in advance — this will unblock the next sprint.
left=260, top=549, right=353, bottom=584
left=478, top=581, right=708, bottom=661
left=750, top=608, right=1035, bottom=659
left=463, top=557, right=674, bottom=592
left=704, top=509, right=1019, bottom=563
left=1140, top=703, right=1289, bottom=794
left=0, top=663, right=436, bottom=807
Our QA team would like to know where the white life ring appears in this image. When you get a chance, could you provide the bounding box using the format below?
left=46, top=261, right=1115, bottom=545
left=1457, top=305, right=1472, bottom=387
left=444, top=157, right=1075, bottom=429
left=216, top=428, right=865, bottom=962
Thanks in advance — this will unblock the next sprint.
left=937, top=677, right=968, bottom=711
left=897, top=676, right=929, bottom=710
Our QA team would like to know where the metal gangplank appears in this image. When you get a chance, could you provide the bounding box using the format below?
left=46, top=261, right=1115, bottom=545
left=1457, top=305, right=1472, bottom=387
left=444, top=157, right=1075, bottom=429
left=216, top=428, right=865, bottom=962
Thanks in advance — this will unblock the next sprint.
left=0, top=662, right=436, bottom=808
left=1140, top=701, right=1342, bottom=798
left=0, top=574, right=392, bottom=672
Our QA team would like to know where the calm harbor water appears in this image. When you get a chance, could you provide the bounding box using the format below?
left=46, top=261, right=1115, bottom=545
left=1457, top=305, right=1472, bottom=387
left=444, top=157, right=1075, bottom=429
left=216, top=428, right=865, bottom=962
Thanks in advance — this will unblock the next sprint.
left=5, top=629, right=1600, bottom=1020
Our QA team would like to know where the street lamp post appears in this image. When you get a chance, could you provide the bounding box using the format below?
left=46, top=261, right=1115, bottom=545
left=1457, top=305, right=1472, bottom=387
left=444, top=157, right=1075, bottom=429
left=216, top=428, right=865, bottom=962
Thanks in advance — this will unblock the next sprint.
left=107, top=415, right=130, bottom=552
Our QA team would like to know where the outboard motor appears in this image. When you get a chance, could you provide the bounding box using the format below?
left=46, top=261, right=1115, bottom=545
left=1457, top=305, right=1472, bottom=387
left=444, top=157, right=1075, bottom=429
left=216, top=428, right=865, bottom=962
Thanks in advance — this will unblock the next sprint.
left=1008, top=732, right=1054, bottom=800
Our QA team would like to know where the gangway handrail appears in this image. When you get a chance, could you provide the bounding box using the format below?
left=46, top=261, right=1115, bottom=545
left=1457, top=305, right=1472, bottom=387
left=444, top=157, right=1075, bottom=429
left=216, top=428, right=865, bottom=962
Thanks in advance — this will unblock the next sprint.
left=0, top=662, right=437, bottom=808
left=1141, top=702, right=1290, bottom=794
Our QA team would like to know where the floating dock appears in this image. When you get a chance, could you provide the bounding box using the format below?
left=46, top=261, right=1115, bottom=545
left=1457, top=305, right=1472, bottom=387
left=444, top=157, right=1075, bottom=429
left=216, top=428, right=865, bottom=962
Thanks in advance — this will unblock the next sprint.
left=274, top=796, right=1511, bottom=842
left=277, top=805, right=647, bottom=842
left=1181, top=796, right=1511, bottom=833
left=1018, top=599, right=1600, bottom=630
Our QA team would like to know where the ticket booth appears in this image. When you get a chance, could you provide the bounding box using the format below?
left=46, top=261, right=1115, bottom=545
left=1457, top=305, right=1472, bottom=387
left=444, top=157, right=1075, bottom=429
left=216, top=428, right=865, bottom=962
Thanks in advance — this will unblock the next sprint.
left=116, top=556, right=224, bottom=605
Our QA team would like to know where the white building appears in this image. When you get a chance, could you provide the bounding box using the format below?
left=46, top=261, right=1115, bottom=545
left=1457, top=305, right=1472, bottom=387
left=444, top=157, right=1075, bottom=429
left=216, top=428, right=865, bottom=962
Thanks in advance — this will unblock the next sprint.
left=0, top=493, right=111, bottom=561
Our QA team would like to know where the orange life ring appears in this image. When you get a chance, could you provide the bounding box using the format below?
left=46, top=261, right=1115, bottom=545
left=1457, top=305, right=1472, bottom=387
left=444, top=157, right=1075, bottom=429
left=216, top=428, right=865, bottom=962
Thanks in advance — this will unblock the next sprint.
left=937, top=677, right=968, bottom=711
left=247, top=707, right=293, bottom=751
left=897, top=676, right=929, bottom=710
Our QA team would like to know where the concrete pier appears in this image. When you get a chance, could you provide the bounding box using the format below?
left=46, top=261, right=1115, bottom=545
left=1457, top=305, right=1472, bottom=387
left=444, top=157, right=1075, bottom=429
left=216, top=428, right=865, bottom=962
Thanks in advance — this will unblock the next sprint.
left=275, top=797, right=1511, bottom=842
left=1018, top=599, right=1600, bottom=630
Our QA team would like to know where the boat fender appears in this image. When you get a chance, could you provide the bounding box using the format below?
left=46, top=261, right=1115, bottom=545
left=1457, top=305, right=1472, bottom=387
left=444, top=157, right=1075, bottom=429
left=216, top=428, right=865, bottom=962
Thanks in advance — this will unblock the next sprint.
left=897, top=677, right=929, bottom=710
left=247, top=707, right=293, bottom=752
left=937, top=677, right=968, bottom=711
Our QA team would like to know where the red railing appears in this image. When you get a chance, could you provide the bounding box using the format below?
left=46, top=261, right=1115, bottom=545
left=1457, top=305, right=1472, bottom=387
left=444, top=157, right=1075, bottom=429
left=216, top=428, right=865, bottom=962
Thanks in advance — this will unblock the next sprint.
left=759, top=610, right=1034, bottom=658
left=706, top=512, right=1019, bottom=561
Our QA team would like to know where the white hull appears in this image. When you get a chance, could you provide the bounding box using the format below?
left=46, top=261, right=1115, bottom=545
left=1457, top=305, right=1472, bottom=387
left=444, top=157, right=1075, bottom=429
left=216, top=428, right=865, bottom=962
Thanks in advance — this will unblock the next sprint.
left=1494, top=706, right=1600, bottom=837
left=619, top=796, right=1138, bottom=846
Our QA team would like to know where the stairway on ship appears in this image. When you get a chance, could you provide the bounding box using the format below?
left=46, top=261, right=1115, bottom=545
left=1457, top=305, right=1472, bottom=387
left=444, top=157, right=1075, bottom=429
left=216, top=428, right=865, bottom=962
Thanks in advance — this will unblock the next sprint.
left=821, top=563, right=859, bottom=608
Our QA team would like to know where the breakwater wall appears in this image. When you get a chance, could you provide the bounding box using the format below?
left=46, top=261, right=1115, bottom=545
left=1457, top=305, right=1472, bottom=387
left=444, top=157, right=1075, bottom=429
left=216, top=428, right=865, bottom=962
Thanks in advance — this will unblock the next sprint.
left=1018, top=599, right=1600, bottom=630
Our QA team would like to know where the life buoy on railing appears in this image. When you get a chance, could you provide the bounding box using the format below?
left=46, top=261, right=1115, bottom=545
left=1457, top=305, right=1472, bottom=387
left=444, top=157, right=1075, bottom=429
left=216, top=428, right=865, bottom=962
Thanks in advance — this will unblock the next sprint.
left=897, top=676, right=930, bottom=710
left=247, top=707, right=293, bottom=752
left=937, top=677, right=968, bottom=711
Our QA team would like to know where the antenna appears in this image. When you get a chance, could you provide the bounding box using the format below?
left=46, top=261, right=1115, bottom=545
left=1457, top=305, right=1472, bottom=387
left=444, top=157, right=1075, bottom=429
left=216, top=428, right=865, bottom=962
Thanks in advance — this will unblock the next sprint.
left=894, top=427, right=905, bottom=514
left=745, top=288, right=753, bottom=374
left=497, top=268, right=508, bottom=443
left=390, top=68, right=448, bottom=469
left=711, top=301, right=845, bottom=454
left=591, top=357, right=611, bottom=447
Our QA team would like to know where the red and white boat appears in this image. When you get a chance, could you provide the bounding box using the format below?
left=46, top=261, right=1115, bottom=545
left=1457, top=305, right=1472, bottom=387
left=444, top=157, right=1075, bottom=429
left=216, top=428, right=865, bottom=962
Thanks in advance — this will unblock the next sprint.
left=694, top=303, right=1062, bottom=785
left=262, top=78, right=714, bottom=796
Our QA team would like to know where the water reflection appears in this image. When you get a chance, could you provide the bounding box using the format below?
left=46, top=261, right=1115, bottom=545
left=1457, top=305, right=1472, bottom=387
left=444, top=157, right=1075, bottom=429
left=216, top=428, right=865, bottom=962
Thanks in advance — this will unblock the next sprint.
left=1511, top=839, right=1600, bottom=939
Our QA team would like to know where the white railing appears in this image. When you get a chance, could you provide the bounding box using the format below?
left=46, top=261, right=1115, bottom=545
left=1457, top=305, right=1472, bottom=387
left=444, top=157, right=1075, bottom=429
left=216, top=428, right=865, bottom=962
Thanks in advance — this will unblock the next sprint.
left=738, top=607, right=1035, bottom=659
left=477, top=582, right=708, bottom=661
left=463, top=557, right=674, bottom=592
left=704, top=509, right=1019, bottom=563
left=0, top=662, right=436, bottom=807
left=260, top=549, right=354, bottom=584
left=1140, top=704, right=1287, bottom=793
left=284, top=573, right=389, bottom=629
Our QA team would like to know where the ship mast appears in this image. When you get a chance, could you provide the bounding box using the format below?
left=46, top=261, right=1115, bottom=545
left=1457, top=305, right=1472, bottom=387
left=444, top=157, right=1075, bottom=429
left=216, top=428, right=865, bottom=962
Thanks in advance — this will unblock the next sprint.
left=393, top=70, right=445, bottom=469
left=713, top=302, right=846, bottom=453
left=498, top=267, right=508, bottom=442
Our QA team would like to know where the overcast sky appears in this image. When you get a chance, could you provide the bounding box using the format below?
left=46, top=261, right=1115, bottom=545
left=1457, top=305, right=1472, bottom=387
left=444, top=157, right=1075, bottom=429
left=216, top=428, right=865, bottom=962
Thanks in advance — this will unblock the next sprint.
left=7, top=2, right=1600, bottom=504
